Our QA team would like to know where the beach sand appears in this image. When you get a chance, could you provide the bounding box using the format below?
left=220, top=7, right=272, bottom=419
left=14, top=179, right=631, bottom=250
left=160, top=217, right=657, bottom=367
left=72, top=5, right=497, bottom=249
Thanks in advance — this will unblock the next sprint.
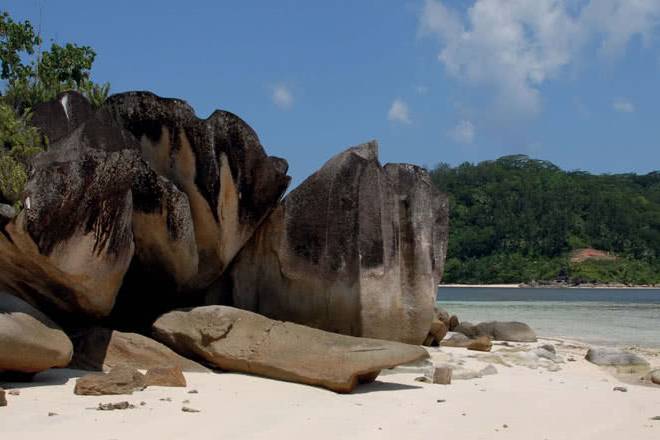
left=1, top=338, right=659, bottom=440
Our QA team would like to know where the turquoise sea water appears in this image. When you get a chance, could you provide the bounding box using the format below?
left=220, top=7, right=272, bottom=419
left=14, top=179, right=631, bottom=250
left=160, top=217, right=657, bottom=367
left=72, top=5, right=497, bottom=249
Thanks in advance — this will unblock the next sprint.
left=437, top=287, right=660, bottom=348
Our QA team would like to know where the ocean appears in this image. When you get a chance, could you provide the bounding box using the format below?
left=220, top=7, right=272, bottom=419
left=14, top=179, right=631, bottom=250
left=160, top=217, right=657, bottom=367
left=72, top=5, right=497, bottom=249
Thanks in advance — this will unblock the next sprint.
left=436, top=287, right=660, bottom=348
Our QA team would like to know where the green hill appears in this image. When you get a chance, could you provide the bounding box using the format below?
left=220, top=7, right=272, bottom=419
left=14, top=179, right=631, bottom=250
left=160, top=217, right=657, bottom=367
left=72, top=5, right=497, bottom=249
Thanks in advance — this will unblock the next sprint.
left=430, top=155, right=660, bottom=285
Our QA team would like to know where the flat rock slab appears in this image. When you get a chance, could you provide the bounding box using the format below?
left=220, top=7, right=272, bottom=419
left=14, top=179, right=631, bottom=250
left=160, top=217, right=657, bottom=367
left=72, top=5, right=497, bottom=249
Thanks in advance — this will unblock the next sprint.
left=0, top=292, right=73, bottom=373
left=69, top=327, right=209, bottom=372
left=152, top=306, right=429, bottom=393
left=74, top=366, right=146, bottom=396
left=585, top=348, right=649, bottom=367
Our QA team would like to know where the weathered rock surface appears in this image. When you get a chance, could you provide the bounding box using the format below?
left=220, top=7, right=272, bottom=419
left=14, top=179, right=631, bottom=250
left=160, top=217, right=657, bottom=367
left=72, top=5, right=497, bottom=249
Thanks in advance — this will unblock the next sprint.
left=152, top=306, right=429, bottom=393
left=585, top=348, right=649, bottom=367
left=144, top=366, right=187, bottom=387
left=31, top=91, right=95, bottom=144
left=104, top=92, right=290, bottom=290
left=74, top=366, right=146, bottom=396
left=0, top=125, right=139, bottom=317
left=69, top=327, right=208, bottom=372
left=0, top=388, right=6, bottom=407
left=224, top=142, right=448, bottom=344
left=455, top=321, right=537, bottom=342
left=0, top=292, right=73, bottom=373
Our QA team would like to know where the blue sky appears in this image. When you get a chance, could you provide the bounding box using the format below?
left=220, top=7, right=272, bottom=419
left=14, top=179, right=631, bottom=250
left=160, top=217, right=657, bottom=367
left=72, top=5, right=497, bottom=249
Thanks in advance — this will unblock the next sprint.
left=4, top=0, right=660, bottom=186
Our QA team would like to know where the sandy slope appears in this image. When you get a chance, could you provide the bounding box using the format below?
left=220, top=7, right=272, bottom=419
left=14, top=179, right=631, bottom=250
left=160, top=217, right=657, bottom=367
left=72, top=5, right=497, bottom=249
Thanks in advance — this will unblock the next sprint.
left=1, top=339, right=659, bottom=440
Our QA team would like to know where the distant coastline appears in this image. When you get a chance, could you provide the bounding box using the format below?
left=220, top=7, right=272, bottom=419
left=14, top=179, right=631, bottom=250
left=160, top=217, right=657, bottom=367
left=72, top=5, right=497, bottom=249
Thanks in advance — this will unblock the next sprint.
left=439, top=283, right=660, bottom=289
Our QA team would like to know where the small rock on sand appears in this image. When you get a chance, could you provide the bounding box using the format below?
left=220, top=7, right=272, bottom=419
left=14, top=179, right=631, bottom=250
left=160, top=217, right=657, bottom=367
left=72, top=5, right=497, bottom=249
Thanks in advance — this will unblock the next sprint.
left=467, top=336, right=492, bottom=352
left=8, top=390, right=20, bottom=396
left=48, top=412, right=58, bottom=417
left=97, top=401, right=135, bottom=411
left=431, top=367, right=452, bottom=385
left=613, top=386, right=628, bottom=392
left=480, top=365, right=498, bottom=376
left=188, top=389, right=199, bottom=394
left=585, top=348, right=649, bottom=367
left=645, top=369, right=660, bottom=385
left=0, top=388, right=7, bottom=407
left=650, top=416, right=660, bottom=421
left=182, top=406, right=200, bottom=413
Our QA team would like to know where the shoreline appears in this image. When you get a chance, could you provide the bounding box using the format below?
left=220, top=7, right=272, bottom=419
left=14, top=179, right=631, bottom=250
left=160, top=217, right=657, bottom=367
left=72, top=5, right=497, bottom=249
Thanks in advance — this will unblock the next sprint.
left=439, top=283, right=660, bottom=289
left=2, top=336, right=658, bottom=439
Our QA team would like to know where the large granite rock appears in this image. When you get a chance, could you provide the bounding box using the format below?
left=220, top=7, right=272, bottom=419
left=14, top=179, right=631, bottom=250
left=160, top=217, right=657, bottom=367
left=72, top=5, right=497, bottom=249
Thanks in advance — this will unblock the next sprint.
left=0, top=146, right=137, bottom=317
left=1, top=91, right=289, bottom=322
left=0, top=292, right=73, bottom=373
left=222, top=142, right=448, bottom=344
left=152, top=306, right=429, bottom=393
left=69, top=327, right=209, bottom=372
left=455, top=321, right=537, bottom=342
left=104, top=92, right=290, bottom=289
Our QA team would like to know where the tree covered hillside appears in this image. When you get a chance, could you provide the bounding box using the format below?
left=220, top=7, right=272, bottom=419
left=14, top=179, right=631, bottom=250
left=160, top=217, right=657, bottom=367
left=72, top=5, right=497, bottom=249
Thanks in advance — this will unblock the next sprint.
left=430, top=155, right=660, bottom=285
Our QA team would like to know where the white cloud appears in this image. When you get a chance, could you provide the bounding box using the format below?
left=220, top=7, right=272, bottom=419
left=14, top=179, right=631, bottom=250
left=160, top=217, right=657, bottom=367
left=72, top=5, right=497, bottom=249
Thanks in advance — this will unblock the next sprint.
left=450, top=119, right=476, bottom=144
left=416, top=85, right=430, bottom=95
left=272, top=84, right=293, bottom=110
left=612, top=98, right=635, bottom=113
left=388, top=98, right=411, bottom=124
left=420, top=0, right=660, bottom=116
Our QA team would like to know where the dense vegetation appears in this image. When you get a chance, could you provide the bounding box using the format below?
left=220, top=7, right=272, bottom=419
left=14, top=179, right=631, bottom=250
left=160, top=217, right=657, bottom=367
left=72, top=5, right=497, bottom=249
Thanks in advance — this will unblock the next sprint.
left=0, top=11, right=108, bottom=206
left=431, top=155, right=660, bottom=285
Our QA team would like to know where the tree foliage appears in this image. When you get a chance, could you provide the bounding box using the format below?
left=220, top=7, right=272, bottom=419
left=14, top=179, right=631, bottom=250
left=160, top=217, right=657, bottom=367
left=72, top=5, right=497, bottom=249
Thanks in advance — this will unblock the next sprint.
left=0, top=10, right=109, bottom=205
left=431, top=155, right=660, bottom=284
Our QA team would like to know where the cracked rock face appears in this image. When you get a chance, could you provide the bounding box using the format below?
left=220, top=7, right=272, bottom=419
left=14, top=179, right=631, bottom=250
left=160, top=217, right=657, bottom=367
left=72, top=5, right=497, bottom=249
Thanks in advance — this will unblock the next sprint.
left=152, top=306, right=429, bottom=393
left=222, top=142, right=449, bottom=344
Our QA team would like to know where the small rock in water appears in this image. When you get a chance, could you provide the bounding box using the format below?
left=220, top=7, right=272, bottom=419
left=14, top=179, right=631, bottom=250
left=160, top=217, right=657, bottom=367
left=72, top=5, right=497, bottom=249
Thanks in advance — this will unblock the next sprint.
left=97, top=401, right=135, bottom=411
left=182, top=406, right=200, bottom=413
left=613, top=386, right=628, bottom=393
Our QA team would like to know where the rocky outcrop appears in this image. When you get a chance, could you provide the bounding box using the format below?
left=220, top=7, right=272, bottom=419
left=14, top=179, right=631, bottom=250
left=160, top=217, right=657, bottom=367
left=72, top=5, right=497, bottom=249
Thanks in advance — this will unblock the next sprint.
left=423, top=320, right=448, bottom=347
left=1, top=91, right=290, bottom=321
left=223, top=142, right=448, bottom=344
left=0, top=292, right=73, bottom=373
left=31, top=91, right=95, bottom=144
left=455, top=321, right=537, bottom=342
left=104, top=92, right=290, bottom=290
left=74, top=366, right=146, bottom=396
left=69, top=327, right=209, bottom=372
left=0, top=145, right=137, bottom=317
left=144, top=366, right=187, bottom=387
left=585, top=348, right=649, bottom=367
left=152, top=306, right=429, bottom=393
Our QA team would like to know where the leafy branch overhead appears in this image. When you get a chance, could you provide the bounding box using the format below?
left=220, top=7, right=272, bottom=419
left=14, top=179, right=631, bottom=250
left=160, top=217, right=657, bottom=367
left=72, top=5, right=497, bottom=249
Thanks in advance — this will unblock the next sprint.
left=0, top=10, right=110, bottom=205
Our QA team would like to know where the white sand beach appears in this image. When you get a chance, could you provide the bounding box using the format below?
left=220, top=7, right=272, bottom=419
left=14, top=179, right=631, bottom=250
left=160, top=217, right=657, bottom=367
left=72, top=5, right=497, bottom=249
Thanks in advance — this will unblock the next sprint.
left=2, top=338, right=659, bottom=440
